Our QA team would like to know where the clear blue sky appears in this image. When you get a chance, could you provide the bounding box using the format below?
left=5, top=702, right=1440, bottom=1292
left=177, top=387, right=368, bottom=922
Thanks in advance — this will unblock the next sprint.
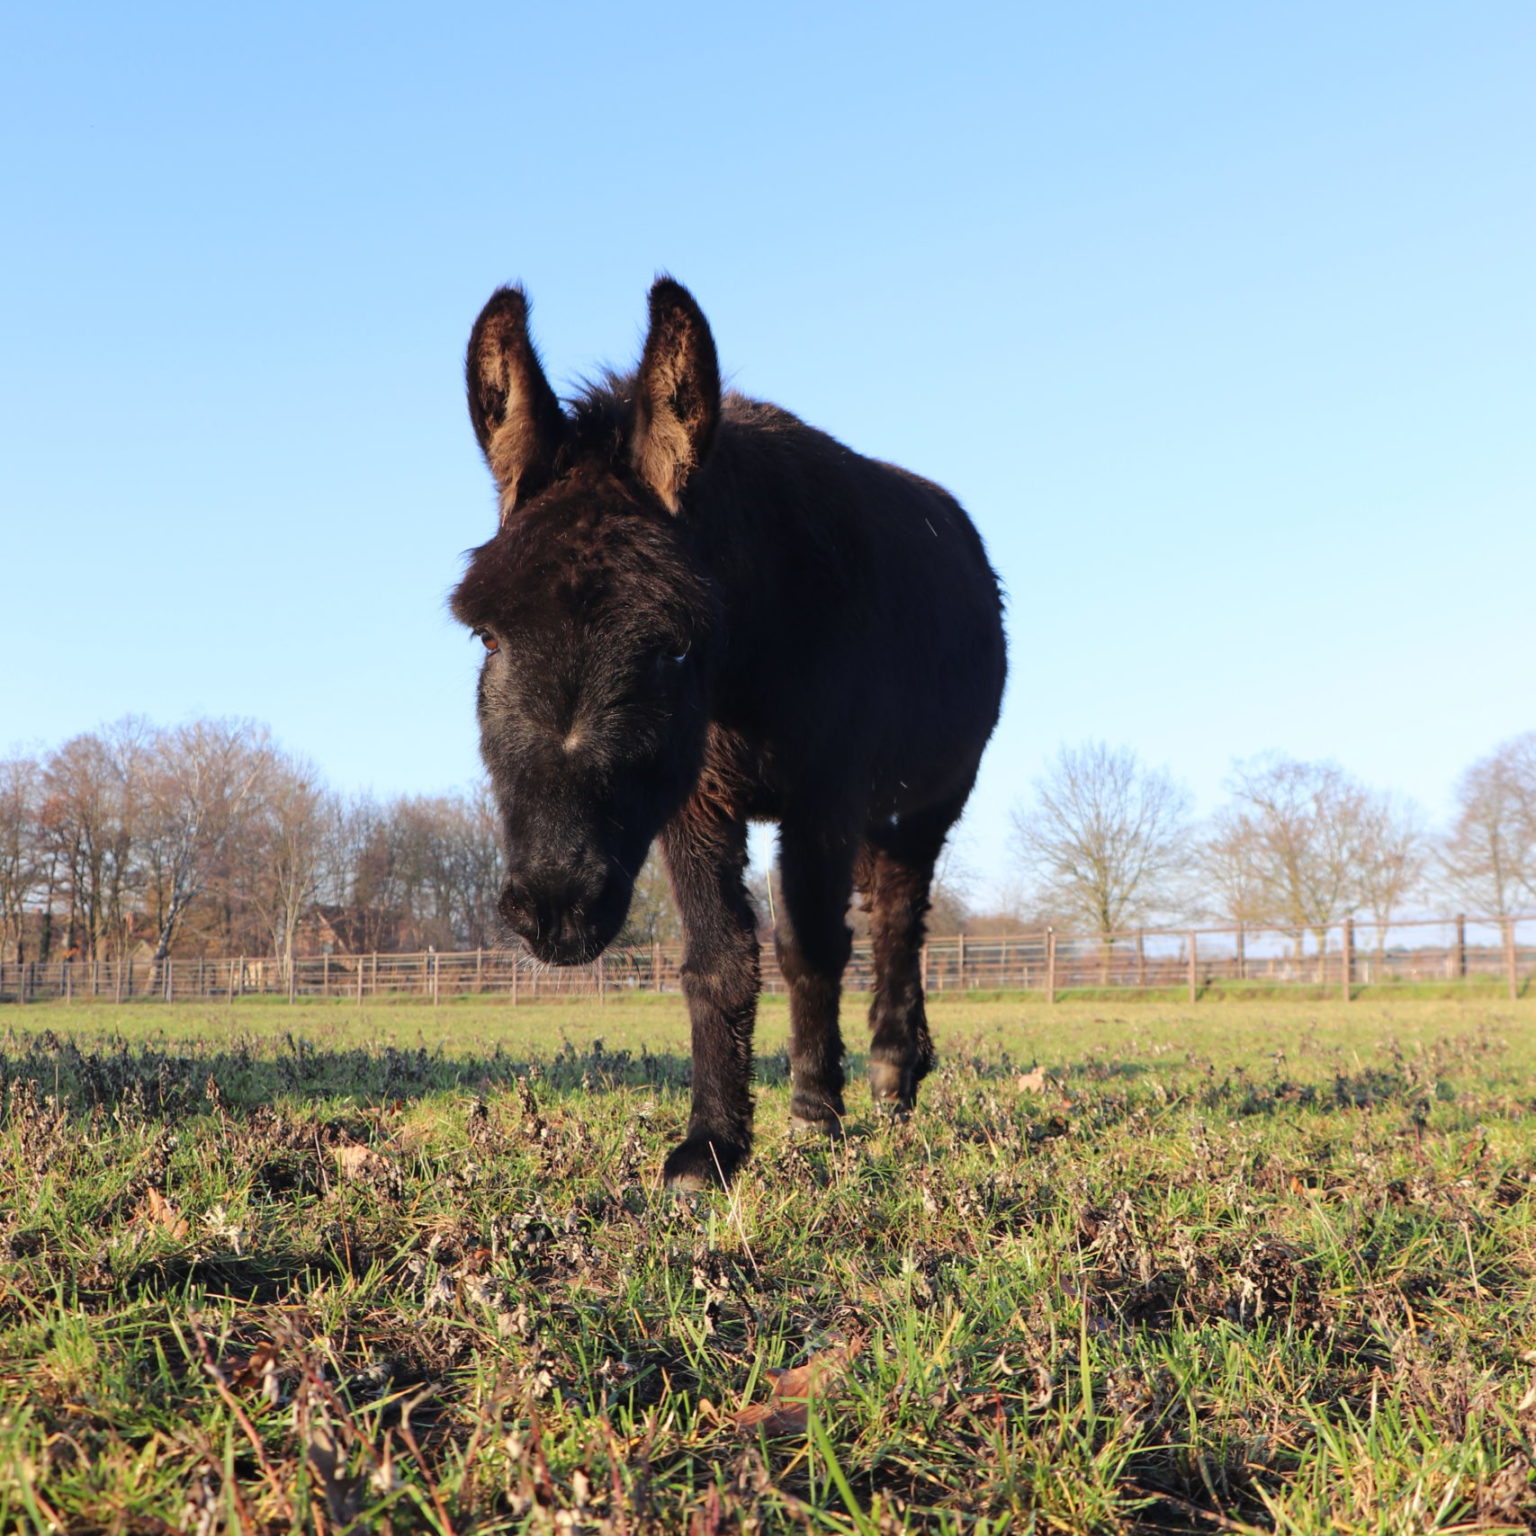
left=2, top=2, right=1532, bottom=903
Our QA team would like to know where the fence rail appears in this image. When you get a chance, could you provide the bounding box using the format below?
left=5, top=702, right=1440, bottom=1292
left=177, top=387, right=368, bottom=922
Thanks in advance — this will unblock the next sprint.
left=0, top=912, right=1531, bottom=1006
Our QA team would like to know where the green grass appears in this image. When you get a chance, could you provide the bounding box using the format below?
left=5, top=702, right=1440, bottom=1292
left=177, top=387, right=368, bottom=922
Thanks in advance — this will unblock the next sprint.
left=2, top=994, right=1534, bottom=1532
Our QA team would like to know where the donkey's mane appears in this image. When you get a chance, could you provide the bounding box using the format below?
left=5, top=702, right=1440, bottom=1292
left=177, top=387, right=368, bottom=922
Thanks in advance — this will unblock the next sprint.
left=564, top=372, right=633, bottom=458
left=564, top=374, right=785, bottom=473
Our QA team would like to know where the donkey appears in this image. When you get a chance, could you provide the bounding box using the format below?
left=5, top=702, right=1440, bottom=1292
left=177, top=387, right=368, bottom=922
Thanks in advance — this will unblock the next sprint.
left=452, top=278, right=1006, bottom=1187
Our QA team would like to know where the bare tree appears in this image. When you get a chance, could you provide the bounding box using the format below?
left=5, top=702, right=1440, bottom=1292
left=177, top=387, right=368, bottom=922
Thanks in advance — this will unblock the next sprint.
left=453, top=782, right=505, bottom=949
left=1196, top=808, right=1274, bottom=978
left=1440, top=733, right=1536, bottom=916
left=1354, top=791, right=1428, bottom=961
left=327, top=788, right=504, bottom=951
left=334, top=795, right=405, bottom=949
left=140, top=720, right=270, bottom=968
left=0, top=757, right=42, bottom=962
left=1011, top=742, right=1191, bottom=941
left=384, top=796, right=463, bottom=949
left=243, top=753, right=335, bottom=976
left=39, top=719, right=152, bottom=961
left=1220, top=755, right=1378, bottom=967
left=392, top=790, right=506, bottom=949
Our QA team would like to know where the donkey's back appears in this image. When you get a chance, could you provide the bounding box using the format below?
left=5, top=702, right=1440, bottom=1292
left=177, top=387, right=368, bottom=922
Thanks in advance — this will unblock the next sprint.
left=691, top=392, right=1006, bottom=819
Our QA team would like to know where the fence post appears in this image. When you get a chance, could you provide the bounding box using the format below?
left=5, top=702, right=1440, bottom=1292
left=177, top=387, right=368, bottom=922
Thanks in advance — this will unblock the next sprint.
left=475, top=947, right=483, bottom=993
left=920, top=941, right=929, bottom=994
left=1507, top=917, right=1520, bottom=1001
left=1187, top=932, right=1198, bottom=1004
left=64, top=961, right=72, bottom=1004
left=512, top=952, right=519, bottom=1005
left=1136, top=928, right=1146, bottom=990
left=1455, top=915, right=1467, bottom=979
left=957, top=932, right=966, bottom=991
left=1046, top=929, right=1056, bottom=1004
left=598, top=953, right=606, bottom=1005
left=322, top=951, right=330, bottom=997
left=431, top=950, right=440, bottom=1006
left=1342, top=918, right=1354, bottom=1002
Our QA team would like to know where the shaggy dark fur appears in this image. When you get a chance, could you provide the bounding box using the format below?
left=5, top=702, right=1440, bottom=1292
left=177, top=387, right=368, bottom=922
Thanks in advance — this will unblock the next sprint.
left=453, top=279, right=1006, bottom=1187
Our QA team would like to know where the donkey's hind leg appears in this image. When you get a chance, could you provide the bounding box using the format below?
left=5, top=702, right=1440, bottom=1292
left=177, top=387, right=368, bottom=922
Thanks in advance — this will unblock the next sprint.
left=863, top=799, right=964, bottom=1114
left=774, top=822, right=858, bottom=1137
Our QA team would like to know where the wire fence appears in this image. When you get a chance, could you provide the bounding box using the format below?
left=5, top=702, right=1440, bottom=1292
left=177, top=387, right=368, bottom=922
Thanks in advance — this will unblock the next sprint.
left=0, top=912, right=1531, bottom=1006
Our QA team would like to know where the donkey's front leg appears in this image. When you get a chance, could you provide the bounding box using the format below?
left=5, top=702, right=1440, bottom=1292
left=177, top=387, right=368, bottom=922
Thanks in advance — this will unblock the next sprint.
left=658, top=805, right=760, bottom=1189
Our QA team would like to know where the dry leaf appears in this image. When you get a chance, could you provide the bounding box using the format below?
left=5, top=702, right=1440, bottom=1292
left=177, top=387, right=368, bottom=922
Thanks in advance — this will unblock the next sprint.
left=141, top=1186, right=190, bottom=1240
left=1016, top=1067, right=1048, bottom=1094
left=334, top=1143, right=392, bottom=1182
left=734, top=1337, right=863, bottom=1435
left=460, top=1245, right=493, bottom=1275
left=230, top=1341, right=283, bottom=1403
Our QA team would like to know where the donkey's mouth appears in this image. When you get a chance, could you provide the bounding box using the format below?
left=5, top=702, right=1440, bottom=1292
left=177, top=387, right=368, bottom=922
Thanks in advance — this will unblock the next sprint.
left=509, top=880, right=633, bottom=968
left=521, top=926, right=611, bottom=968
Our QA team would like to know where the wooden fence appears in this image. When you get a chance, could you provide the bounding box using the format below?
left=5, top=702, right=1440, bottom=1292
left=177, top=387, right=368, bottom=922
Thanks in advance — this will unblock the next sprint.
left=0, top=912, right=1531, bottom=1006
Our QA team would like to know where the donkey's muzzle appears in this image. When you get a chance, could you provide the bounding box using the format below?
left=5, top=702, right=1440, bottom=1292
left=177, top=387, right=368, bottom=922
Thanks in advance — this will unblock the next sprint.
left=499, top=864, right=630, bottom=967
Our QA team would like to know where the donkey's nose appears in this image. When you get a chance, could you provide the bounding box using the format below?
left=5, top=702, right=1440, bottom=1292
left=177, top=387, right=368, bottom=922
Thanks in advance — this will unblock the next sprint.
left=497, top=877, right=539, bottom=941
left=499, top=863, right=608, bottom=962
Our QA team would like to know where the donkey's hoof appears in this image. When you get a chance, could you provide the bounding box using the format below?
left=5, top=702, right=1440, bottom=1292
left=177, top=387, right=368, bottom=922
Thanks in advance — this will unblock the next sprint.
left=789, top=1092, right=845, bottom=1141
left=789, top=1113, right=844, bottom=1141
left=869, top=1059, right=916, bottom=1116
left=662, top=1135, right=746, bottom=1191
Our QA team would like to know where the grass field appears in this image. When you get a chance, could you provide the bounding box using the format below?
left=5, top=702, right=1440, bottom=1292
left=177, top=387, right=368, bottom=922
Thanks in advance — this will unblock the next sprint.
left=2, top=992, right=1534, bottom=1533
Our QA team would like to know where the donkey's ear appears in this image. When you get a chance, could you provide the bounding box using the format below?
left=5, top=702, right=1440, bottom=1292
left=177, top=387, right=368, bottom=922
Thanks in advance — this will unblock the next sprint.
left=466, top=286, right=567, bottom=519
left=631, top=278, right=721, bottom=512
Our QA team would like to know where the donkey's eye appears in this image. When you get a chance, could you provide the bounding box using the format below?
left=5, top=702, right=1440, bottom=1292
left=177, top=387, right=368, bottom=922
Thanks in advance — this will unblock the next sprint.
left=656, top=643, right=689, bottom=668
left=474, top=628, right=499, bottom=654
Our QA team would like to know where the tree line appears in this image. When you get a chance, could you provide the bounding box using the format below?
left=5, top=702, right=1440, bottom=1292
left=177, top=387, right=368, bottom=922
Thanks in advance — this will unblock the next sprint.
left=2, top=716, right=1532, bottom=966
left=1009, top=736, right=1536, bottom=952
left=0, top=718, right=510, bottom=968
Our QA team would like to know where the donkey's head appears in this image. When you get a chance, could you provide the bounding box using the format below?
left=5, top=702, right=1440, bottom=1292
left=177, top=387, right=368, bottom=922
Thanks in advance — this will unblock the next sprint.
left=452, top=279, right=722, bottom=965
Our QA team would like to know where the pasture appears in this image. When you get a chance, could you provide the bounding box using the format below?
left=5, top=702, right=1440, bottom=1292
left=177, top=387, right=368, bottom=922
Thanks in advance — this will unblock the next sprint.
left=2, top=993, right=1534, bottom=1533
